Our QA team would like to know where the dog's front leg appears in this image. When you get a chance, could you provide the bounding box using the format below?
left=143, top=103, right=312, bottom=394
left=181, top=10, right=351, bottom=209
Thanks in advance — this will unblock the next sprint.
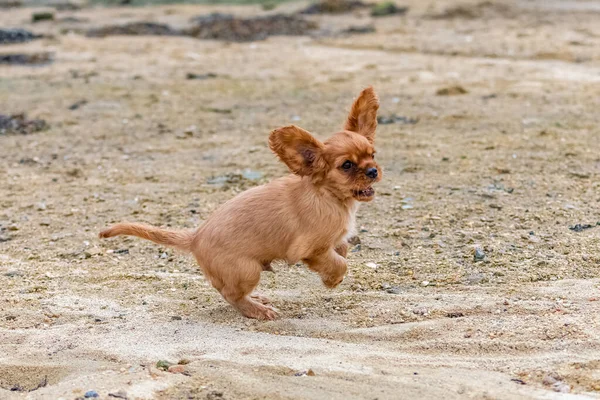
left=305, top=248, right=348, bottom=288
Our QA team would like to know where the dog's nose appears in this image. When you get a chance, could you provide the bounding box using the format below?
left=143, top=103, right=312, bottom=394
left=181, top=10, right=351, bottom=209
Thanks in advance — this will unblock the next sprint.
left=365, top=168, right=378, bottom=179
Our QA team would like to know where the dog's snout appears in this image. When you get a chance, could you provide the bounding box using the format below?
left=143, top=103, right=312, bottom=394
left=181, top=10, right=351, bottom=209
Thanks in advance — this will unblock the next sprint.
left=365, top=167, right=378, bottom=179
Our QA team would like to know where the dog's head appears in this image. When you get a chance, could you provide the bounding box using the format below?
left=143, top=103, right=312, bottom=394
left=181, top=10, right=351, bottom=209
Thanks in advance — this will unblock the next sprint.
left=269, top=87, right=382, bottom=202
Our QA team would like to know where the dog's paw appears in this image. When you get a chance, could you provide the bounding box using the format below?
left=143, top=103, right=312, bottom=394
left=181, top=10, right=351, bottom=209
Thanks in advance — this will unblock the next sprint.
left=322, top=274, right=345, bottom=288
left=250, top=293, right=272, bottom=305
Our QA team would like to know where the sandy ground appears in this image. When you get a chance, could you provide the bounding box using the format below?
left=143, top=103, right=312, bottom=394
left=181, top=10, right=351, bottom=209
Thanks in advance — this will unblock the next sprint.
left=1, top=0, right=600, bottom=398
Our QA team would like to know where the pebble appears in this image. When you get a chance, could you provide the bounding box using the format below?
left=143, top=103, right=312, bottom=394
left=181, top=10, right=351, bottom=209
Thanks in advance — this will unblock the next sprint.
left=84, top=390, right=99, bottom=398
left=552, top=382, right=571, bottom=393
left=542, top=375, right=558, bottom=386
left=421, top=281, right=429, bottom=287
left=474, top=247, right=485, bottom=261
left=0, top=29, right=40, bottom=45
left=365, top=262, right=378, bottom=269
left=108, top=390, right=128, bottom=399
left=386, top=286, right=402, bottom=294
left=465, top=273, right=485, bottom=285
left=156, top=360, right=173, bottom=371
left=168, top=365, right=186, bottom=374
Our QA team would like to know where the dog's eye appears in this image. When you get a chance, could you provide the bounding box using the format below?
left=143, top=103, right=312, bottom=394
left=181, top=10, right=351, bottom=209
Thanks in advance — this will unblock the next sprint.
left=371, top=153, right=375, bottom=159
left=341, top=160, right=354, bottom=170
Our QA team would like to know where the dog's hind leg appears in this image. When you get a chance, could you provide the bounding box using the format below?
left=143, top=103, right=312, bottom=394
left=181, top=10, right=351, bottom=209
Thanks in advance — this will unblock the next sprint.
left=211, top=258, right=278, bottom=320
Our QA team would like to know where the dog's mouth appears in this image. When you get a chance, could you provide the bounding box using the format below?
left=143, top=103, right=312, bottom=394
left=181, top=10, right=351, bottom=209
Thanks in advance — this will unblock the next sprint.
left=352, top=186, right=375, bottom=201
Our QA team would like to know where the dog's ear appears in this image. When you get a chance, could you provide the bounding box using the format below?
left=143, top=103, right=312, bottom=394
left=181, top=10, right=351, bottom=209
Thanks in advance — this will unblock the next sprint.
left=344, top=86, right=379, bottom=144
left=269, top=125, right=326, bottom=176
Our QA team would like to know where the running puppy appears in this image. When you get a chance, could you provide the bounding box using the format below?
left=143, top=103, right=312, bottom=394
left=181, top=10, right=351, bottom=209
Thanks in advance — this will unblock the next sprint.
left=99, top=87, right=382, bottom=320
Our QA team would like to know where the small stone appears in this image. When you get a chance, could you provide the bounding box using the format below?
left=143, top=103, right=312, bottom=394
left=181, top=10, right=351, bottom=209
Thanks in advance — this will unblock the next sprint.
left=421, top=281, right=429, bottom=287
left=436, top=85, right=468, bottom=96
left=474, top=247, right=485, bottom=261
left=365, top=262, right=378, bottom=269
left=178, top=359, right=191, bottom=365
left=32, top=11, right=54, bottom=22
left=171, top=315, right=182, bottom=321
left=552, top=382, right=570, bottom=393
left=168, top=365, right=185, bottom=374
left=3, top=270, right=24, bottom=277
left=156, top=360, right=173, bottom=371
left=36, top=202, right=47, bottom=211
left=307, top=369, right=315, bottom=376
left=371, top=2, right=408, bottom=17
left=542, top=375, right=558, bottom=386
left=108, top=390, right=128, bottom=399
left=465, top=273, right=485, bottom=284
left=386, top=286, right=402, bottom=294
left=84, top=390, right=99, bottom=398
left=347, top=236, right=361, bottom=246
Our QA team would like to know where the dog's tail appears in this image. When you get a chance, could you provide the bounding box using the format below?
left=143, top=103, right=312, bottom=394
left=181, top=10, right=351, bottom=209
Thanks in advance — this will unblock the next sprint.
left=99, top=222, right=194, bottom=252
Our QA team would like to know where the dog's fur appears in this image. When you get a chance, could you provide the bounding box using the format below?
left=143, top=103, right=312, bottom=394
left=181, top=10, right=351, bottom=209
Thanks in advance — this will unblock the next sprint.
left=99, top=87, right=382, bottom=320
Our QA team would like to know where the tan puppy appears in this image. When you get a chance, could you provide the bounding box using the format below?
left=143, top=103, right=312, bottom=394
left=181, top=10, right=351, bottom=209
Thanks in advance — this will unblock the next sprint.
left=99, top=87, right=382, bottom=320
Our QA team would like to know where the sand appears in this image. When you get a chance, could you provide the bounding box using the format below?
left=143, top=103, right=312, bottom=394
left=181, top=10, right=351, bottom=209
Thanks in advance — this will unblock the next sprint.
left=1, top=0, right=600, bottom=398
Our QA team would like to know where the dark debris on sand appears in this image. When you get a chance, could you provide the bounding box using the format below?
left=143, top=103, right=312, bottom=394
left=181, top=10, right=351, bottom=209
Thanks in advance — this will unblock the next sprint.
left=86, top=14, right=317, bottom=42
left=86, top=22, right=180, bottom=38
left=186, top=13, right=318, bottom=42
left=0, top=52, right=53, bottom=65
left=0, top=28, right=42, bottom=45
left=428, top=1, right=514, bottom=20
left=0, top=114, right=49, bottom=135
left=301, top=0, right=368, bottom=15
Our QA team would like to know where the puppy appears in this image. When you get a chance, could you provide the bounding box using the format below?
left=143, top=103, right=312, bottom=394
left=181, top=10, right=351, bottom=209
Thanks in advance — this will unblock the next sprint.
left=99, top=87, right=382, bottom=320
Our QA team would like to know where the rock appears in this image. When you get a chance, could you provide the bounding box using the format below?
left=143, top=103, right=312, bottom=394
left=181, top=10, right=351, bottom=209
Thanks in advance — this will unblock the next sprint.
left=0, top=113, right=49, bottom=135
left=167, top=365, right=185, bottom=374
left=84, top=390, right=99, bottom=398
left=569, top=223, right=595, bottom=232
left=436, top=85, right=468, bottom=96
left=377, top=115, right=419, bottom=125
left=186, top=72, right=218, bottom=80
left=543, top=375, right=558, bottom=386
left=301, top=0, right=367, bottom=15
left=413, top=307, right=428, bottom=316
left=386, top=286, right=401, bottom=294
left=108, top=390, right=128, bottom=399
left=371, top=2, right=408, bottom=17
left=87, top=22, right=179, bottom=38
left=365, top=262, right=378, bottom=269
left=0, top=1, right=22, bottom=8
left=294, top=369, right=316, bottom=376
left=342, top=25, right=375, bottom=34
left=32, top=12, right=54, bottom=22
left=446, top=312, right=464, bottom=318
left=347, top=236, right=361, bottom=245
left=465, top=273, right=486, bottom=285
left=474, top=247, right=485, bottom=261
left=186, top=13, right=318, bottom=42
left=156, top=360, right=173, bottom=371
left=0, top=28, right=41, bottom=45
left=4, top=270, right=24, bottom=277
left=421, top=281, right=430, bottom=287
left=552, top=382, right=570, bottom=393
left=69, top=100, right=88, bottom=110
